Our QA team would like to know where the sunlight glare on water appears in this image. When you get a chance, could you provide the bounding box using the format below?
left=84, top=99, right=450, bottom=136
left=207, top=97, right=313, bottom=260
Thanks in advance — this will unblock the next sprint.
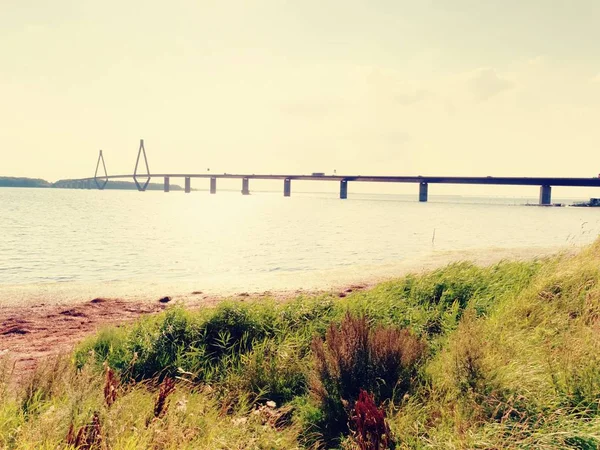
left=2, top=188, right=600, bottom=300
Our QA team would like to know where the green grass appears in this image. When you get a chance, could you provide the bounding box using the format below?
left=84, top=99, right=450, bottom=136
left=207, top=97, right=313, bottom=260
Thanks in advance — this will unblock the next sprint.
left=4, top=240, right=600, bottom=448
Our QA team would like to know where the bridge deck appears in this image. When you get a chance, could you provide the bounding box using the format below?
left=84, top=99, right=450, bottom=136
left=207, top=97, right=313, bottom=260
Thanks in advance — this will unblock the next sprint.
left=69, top=174, right=600, bottom=188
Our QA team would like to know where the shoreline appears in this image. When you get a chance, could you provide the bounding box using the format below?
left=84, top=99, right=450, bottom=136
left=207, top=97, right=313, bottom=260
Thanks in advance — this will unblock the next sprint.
left=1, top=244, right=575, bottom=307
left=0, top=244, right=577, bottom=378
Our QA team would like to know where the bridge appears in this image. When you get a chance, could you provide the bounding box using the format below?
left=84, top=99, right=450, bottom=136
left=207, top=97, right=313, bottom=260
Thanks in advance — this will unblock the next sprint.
left=55, top=140, right=600, bottom=205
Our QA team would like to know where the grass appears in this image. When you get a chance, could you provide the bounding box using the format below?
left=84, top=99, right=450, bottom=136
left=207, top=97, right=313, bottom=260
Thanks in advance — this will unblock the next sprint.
left=3, top=240, right=600, bottom=448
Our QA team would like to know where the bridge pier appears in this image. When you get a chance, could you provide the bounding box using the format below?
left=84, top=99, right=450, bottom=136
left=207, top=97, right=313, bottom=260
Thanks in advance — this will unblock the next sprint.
left=210, top=177, right=217, bottom=194
left=340, top=180, right=348, bottom=199
left=539, top=185, right=552, bottom=205
left=185, top=177, right=191, bottom=193
left=419, top=182, right=428, bottom=202
left=164, top=176, right=170, bottom=193
left=242, top=178, right=250, bottom=195
left=284, top=178, right=291, bottom=197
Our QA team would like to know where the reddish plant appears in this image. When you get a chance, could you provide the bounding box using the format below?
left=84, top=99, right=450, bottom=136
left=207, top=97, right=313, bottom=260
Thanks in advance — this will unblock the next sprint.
left=153, top=377, right=176, bottom=418
left=66, top=422, right=75, bottom=445
left=351, top=390, right=391, bottom=450
left=66, top=411, right=103, bottom=449
left=311, top=312, right=425, bottom=441
left=103, top=366, right=119, bottom=407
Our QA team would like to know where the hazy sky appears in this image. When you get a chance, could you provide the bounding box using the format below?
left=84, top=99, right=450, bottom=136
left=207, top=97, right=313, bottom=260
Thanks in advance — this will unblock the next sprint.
left=2, top=1, right=600, bottom=196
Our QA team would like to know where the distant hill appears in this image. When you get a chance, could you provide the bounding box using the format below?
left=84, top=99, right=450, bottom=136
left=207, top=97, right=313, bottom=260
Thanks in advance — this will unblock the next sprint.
left=0, top=177, right=183, bottom=190
left=0, top=177, right=52, bottom=188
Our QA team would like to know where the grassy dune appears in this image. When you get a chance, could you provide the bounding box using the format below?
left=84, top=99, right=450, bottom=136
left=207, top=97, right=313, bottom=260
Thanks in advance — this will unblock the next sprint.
left=3, top=240, right=600, bottom=449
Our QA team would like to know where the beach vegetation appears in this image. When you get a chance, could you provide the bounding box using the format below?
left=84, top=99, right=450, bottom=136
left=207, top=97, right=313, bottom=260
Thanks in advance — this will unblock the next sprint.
left=3, top=241, right=600, bottom=448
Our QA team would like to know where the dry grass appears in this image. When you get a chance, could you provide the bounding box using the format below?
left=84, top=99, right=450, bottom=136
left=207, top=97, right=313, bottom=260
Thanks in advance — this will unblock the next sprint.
left=1, top=356, right=304, bottom=449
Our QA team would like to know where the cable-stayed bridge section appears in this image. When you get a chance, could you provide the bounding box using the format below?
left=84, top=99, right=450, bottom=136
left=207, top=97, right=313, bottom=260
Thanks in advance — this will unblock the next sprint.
left=54, top=140, right=600, bottom=205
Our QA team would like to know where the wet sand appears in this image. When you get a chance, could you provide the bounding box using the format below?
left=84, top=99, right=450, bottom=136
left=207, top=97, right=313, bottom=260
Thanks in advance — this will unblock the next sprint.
left=1, top=298, right=168, bottom=376
left=0, top=245, right=575, bottom=380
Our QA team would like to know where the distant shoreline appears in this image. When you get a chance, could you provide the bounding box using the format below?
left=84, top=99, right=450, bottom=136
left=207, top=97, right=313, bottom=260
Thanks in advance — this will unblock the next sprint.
left=0, top=176, right=184, bottom=191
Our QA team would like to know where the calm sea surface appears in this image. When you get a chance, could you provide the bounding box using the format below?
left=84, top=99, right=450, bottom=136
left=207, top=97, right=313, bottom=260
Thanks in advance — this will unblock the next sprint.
left=2, top=188, right=600, bottom=301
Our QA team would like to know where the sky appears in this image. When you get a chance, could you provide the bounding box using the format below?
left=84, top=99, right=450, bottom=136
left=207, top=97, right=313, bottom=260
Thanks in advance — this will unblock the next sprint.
left=2, top=0, right=600, bottom=197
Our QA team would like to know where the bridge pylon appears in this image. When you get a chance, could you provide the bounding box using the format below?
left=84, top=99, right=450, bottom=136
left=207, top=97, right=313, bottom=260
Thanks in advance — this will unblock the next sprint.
left=133, top=139, right=151, bottom=191
left=94, top=150, right=108, bottom=190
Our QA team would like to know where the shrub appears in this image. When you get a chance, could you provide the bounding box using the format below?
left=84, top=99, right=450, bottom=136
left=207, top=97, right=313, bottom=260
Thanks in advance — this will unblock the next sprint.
left=74, top=327, right=130, bottom=373
left=235, top=339, right=308, bottom=404
left=311, top=312, right=425, bottom=442
left=408, top=263, right=486, bottom=309
left=201, top=303, right=269, bottom=358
